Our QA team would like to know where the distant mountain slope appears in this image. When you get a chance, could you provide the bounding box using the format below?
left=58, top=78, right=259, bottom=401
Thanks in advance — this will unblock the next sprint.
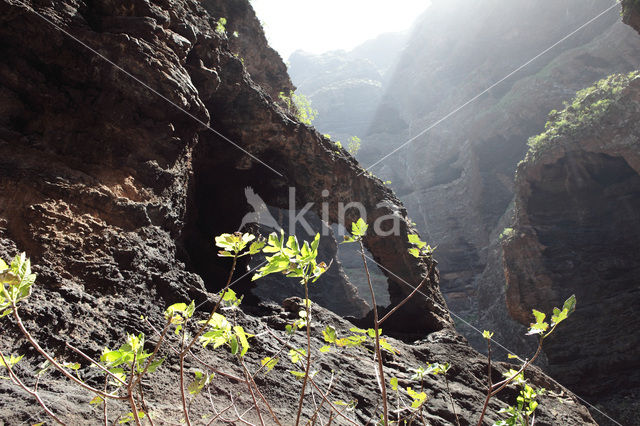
left=290, top=0, right=640, bottom=344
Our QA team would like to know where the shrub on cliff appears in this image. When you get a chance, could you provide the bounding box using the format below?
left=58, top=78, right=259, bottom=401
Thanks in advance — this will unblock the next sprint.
left=0, top=227, right=576, bottom=425
left=527, top=71, right=640, bottom=158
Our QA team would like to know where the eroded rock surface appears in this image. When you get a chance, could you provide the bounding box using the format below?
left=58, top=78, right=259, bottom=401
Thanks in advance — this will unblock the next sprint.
left=503, top=73, right=640, bottom=424
left=0, top=0, right=599, bottom=424
left=289, top=0, right=640, bottom=357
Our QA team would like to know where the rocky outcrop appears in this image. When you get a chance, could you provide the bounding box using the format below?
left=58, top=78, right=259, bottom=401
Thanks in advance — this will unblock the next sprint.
left=503, top=73, right=640, bottom=423
left=0, top=0, right=453, bottom=337
left=623, top=0, right=640, bottom=34
left=288, top=0, right=640, bottom=359
left=0, top=0, right=605, bottom=423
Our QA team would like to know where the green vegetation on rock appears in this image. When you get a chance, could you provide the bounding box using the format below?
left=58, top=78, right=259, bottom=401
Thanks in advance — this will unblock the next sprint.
left=526, top=72, right=639, bottom=157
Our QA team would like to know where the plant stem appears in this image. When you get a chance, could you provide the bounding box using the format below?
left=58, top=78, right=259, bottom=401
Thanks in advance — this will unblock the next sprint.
left=444, top=374, right=461, bottom=426
left=241, top=357, right=282, bottom=425
left=179, top=327, right=192, bottom=426
left=477, top=337, right=544, bottom=425
left=135, top=318, right=171, bottom=387
left=65, top=343, right=127, bottom=387
left=103, top=376, right=109, bottom=426
left=0, top=351, right=64, bottom=425
left=127, top=352, right=142, bottom=426
left=307, top=371, right=335, bottom=425
left=378, top=274, right=427, bottom=326
left=10, top=304, right=126, bottom=400
left=295, top=278, right=313, bottom=426
left=185, top=255, right=238, bottom=354
left=359, top=241, right=389, bottom=425
left=264, top=328, right=359, bottom=426
left=241, top=361, right=265, bottom=426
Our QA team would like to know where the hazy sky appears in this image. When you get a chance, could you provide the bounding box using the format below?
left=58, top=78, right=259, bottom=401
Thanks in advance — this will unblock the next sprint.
left=250, top=0, right=431, bottom=60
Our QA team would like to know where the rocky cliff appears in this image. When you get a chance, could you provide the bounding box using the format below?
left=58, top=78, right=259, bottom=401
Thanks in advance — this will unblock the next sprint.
left=289, top=0, right=640, bottom=357
left=0, top=0, right=604, bottom=424
left=503, top=61, right=640, bottom=426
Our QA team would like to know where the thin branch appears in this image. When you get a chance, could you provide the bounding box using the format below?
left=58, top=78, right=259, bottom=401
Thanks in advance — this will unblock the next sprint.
left=10, top=305, right=127, bottom=400
left=240, top=357, right=282, bottom=426
left=134, top=318, right=171, bottom=387
left=184, top=255, right=238, bottom=354
left=179, top=327, right=192, bottom=426
left=0, top=351, right=64, bottom=425
left=241, top=361, right=265, bottom=426
left=359, top=240, right=388, bottom=425
left=307, top=371, right=335, bottom=425
left=265, top=328, right=359, bottom=426
left=295, top=279, right=313, bottom=426
left=378, top=275, right=428, bottom=326
left=65, top=343, right=127, bottom=387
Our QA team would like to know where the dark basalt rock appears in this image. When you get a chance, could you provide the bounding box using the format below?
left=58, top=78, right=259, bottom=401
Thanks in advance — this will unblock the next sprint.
left=0, top=0, right=597, bottom=423
left=503, top=74, right=640, bottom=423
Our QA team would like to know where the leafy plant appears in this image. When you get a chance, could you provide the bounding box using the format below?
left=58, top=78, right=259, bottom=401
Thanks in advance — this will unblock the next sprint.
left=477, top=295, right=576, bottom=426
left=340, top=219, right=435, bottom=425
left=215, top=17, right=227, bottom=35
left=251, top=230, right=329, bottom=424
left=0, top=228, right=577, bottom=426
left=278, top=90, right=318, bottom=126
left=347, top=136, right=361, bottom=155
left=527, top=72, right=639, bottom=156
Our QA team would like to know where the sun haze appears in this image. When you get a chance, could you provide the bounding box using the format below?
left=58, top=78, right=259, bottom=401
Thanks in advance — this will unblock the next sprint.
left=250, top=0, right=431, bottom=60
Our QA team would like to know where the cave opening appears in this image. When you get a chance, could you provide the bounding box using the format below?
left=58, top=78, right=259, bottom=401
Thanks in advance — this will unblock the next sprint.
left=178, top=141, right=374, bottom=319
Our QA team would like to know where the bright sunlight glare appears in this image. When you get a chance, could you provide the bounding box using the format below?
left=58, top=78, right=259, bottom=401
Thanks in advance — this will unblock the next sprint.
left=250, top=0, right=431, bottom=60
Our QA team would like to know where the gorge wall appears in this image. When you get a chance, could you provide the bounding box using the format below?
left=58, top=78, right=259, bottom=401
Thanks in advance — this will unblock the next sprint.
left=289, top=0, right=640, bottom=354
left=0, top=0, right=600, bottom=424
left=289, top=1, right=640, bottom=423
left=502, top=10, right=640, bottom=423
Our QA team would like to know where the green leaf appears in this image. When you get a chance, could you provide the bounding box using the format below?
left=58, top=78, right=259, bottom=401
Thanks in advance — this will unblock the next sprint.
left=406, top=387, right=427, bottom=408
left=166, top=303, right=187, bottom=315
left=311, top=233, right=321, bottom=253
left=233, top=326, right=250, bottom=357
left=390, top=377, right=398, bottom=391
left=408, top=247, right=420, bottom=258
left=322, top=325, right=337, bottom=343
left=89, top=395, right=104, bottom=405
left=289, top=348, right=306, bottom=364
left=62, top=361, right=81, bottom=371
left=532, top=309, right=546, bottom=324
left=147, top=358, right=164, bottom=374
left=563, top=294, right=577, bottom=315
left=319, top=345, right=331, bottom=353
left=379, top=338, right=397, bottom=354
left=0, top=353, right=23, bottom=369
left=248, top=240, right=266, bottom=255
left=289, top=370, right=306, bottom=379
left=222, top=289, right=237, bottom=302
left=188, top=370, right=214, bottom=395
left=551, top=307, right=568, bottom=327
left=407, top=234, right=426, bottom=249
left=229, top=335, right=239, bottom=355
left=351, top=218, right=368, bottom=238
left=482, top=330, right=494, bottom=340
left=261, top=357, right=278, bottom=373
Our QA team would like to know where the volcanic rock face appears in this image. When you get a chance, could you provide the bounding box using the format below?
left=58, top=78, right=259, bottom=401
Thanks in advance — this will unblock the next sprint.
left=0, top=0, right=452, bottom=336
left=288, top=0, right=640, bottom=355
left=0, top=0, right=602, bottom=423
left=503, top=73, right=640, bottom=423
